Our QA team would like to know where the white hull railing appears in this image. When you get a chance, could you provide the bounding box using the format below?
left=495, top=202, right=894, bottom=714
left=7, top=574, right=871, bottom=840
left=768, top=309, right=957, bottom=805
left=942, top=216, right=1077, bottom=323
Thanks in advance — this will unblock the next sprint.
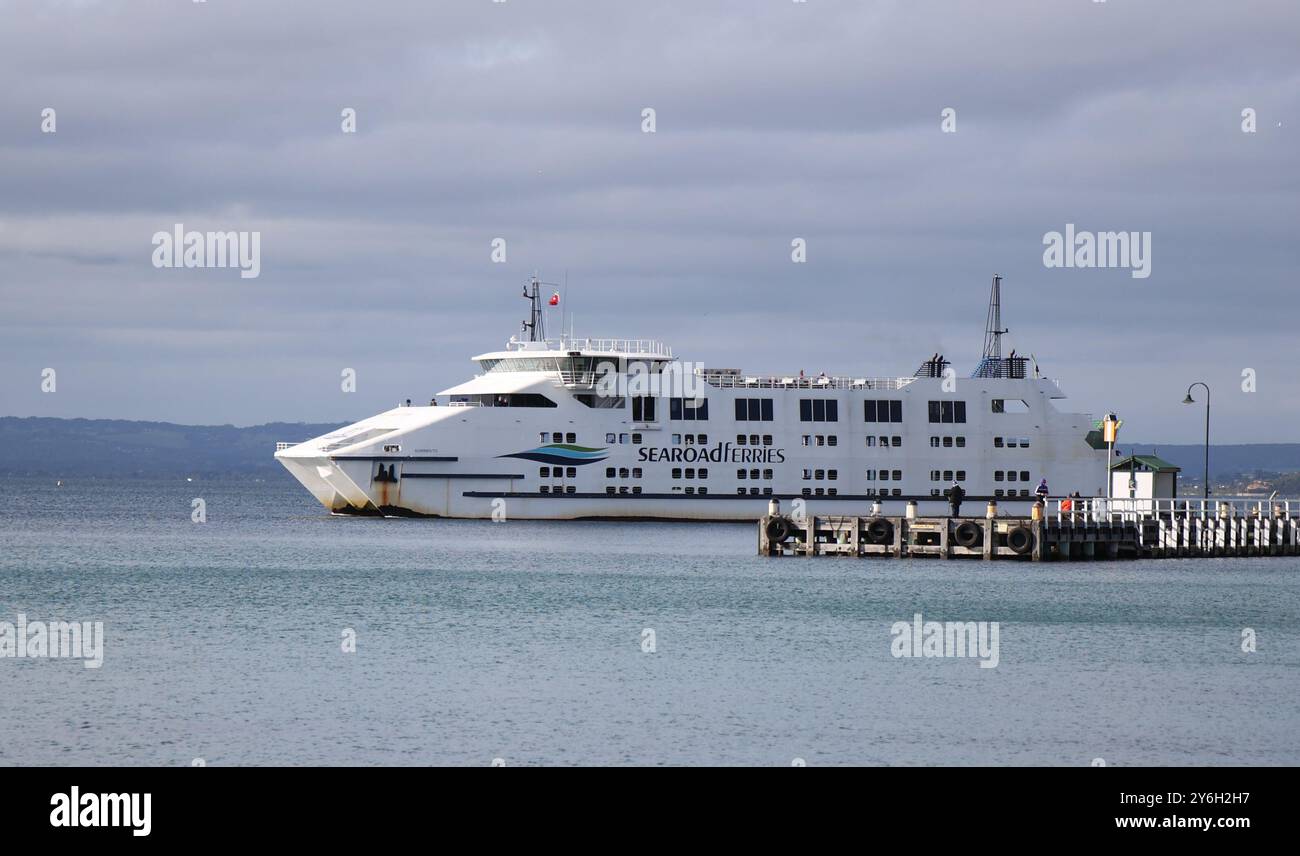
left=507, top=337, right=673, bottom=358
left=1050, top=496, right=1299, bottom=525
left=698, top=373, right=917, bottom=391
left=549, top=369, right=922, bottom=390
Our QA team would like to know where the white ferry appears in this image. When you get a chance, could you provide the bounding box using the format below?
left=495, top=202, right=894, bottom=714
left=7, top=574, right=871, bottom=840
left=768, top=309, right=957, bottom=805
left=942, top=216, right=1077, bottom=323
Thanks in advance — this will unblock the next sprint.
left=276, top=276, right=1109, bottom=520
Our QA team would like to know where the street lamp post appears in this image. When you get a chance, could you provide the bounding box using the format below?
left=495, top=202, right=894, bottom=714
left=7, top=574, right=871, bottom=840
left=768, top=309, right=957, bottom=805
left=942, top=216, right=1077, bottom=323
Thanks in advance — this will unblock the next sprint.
left=1182, top=382, right=1210, bottom=499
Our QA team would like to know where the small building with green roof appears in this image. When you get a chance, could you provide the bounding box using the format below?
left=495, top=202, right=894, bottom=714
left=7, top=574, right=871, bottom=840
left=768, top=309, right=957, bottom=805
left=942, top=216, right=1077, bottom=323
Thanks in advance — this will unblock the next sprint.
left=1110, top=454, right=1180, bottom=503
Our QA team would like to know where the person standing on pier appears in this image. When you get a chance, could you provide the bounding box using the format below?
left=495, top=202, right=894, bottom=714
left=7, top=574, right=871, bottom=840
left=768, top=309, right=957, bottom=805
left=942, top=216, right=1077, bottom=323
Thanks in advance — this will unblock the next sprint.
left=945, top=481, right=965, bottom=517
left=1035, top=478, right=1050, bottom=504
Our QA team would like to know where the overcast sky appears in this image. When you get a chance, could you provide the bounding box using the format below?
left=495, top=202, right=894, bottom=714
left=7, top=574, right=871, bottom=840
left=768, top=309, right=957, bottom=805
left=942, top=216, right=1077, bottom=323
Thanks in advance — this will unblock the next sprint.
left=1, top=0, right=1296, bottom=442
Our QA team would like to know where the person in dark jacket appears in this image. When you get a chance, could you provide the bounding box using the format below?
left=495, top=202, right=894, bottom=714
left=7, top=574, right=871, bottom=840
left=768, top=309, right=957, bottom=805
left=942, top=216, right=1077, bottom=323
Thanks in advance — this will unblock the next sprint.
left=945, top=481, right=965, bottom=517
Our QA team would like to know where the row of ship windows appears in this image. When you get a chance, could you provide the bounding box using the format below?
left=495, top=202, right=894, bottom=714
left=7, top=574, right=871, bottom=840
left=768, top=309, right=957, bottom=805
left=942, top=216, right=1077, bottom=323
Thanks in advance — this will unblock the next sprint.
left=802, top=488, right=904, bottom=496
left=544, top=466, right=1025, bottom=483
left=605, top=486, right=781, bottom=495
left=674, top=434, right=776, bottom=446
left=797, top=469, right=908, bottom=481
left=586, top=485, right=1035, bottom=498
left=546, top=430, right=1026, bottom=451
left=796, top=434, right=907, bottom=448
left=927, top=487, right=1034, bottom=497
left=724, top=398, right=1002, bottom=423
left=596, top=467, right=783, bottom=480
left=551, top=398, right=1029, bottom=426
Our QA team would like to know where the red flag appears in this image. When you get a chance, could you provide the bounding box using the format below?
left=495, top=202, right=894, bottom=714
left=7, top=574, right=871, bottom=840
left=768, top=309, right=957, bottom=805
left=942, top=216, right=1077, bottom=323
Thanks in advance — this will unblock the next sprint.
left=549, top=292, right=560, bottom=306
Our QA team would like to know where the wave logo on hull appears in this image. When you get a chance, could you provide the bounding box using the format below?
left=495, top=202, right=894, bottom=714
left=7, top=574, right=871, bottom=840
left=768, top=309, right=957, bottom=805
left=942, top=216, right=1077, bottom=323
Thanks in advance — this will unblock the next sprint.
left=498, top=443, right=608, bottom=466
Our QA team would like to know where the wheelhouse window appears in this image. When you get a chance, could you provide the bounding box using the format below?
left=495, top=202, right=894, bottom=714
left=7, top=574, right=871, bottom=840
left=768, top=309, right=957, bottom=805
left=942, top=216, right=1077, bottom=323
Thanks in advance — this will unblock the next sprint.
left=864, top=400, right=903, bottom=423
left=669, top=397, right=709, bottom=421
left=631, top=396, right=657, bottom=422
left=928, top=400, right=967, bottom=423
left=735, top=397, right=774, bottom=421
left=451, top=393, right=557, bottom=408
left=799, top=398, right=838, bottom=422
left=576, top=393, right=626, bottom=409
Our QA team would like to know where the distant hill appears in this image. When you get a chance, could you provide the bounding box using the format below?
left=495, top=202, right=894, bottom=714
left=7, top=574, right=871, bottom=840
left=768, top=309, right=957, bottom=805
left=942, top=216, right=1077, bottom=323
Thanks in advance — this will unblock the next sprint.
left=0, top=417, right=345, bottom=478
left=1, top=416, right=1298, bottom=480
left=1122, top=443, right=1300, bottom=479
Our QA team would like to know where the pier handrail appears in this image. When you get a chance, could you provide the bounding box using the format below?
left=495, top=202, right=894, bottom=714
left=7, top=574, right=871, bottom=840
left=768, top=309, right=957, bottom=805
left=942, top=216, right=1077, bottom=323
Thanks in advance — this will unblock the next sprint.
left=1049, top=496, right=1299, bottom=525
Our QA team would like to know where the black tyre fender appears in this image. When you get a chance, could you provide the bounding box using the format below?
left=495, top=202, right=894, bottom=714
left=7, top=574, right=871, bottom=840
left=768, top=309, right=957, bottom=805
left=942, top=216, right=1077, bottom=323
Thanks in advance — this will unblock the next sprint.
left=954, top=520, right=982, bottom=548
left=765, top=516, right=791, bottom=543
left=1007, top=525, right=1035, bottom=555
left=866, top=518, right=894, bottom=545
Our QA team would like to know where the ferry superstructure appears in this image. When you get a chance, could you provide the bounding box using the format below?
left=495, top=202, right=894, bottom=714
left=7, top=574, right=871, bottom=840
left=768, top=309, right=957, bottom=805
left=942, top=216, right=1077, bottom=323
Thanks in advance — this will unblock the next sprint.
left=276, top=276, right=1109, bottom=520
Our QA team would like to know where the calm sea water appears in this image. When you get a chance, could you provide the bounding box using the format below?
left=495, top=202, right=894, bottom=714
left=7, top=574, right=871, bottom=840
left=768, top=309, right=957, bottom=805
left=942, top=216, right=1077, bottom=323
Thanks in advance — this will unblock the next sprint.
left=1, top=474, right=1297, bottom=766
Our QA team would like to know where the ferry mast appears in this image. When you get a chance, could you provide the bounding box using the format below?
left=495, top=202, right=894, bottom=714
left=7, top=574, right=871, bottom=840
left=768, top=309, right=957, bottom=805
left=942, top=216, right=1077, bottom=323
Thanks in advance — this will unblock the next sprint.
left=521, top=275, right=546, bottom=342
left=973, top=274, right=1018, bottom=378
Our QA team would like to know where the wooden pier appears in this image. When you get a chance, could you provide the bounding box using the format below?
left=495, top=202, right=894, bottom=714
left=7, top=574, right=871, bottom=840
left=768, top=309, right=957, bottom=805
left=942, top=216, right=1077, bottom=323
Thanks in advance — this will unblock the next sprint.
left=759, top=498, right=1300, bottom=561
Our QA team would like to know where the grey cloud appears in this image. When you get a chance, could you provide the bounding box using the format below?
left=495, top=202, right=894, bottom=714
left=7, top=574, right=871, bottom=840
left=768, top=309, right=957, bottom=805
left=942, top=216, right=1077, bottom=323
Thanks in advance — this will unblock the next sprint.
left=1, top=0, right=1297, bottom=439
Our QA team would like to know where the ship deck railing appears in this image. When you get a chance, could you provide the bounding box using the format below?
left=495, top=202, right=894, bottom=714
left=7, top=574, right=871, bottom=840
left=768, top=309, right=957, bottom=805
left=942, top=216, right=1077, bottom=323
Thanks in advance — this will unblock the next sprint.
left=506, top=337, right=673, bottom=357
left=698, top=373, right=918, bottom=390
left=550, top=370, right=921, bottom=390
